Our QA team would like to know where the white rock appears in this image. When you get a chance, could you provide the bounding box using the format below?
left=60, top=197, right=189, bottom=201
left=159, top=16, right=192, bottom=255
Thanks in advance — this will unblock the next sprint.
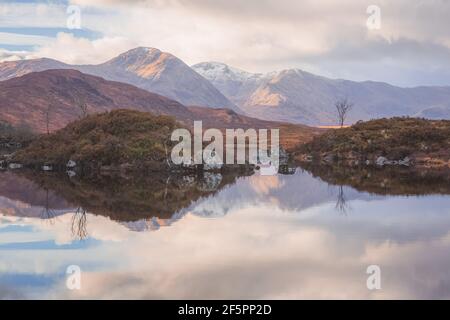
left=67, top=160, right=77, bottom=168
left=203, top=150, right=223, bottom=170
left=260, top=164, right=278, bottom=176
left=399, top=157, right=411, bottom=166
left=376, top=156, right=388, bottom=166
left=67, top=170, right=76, bottom=177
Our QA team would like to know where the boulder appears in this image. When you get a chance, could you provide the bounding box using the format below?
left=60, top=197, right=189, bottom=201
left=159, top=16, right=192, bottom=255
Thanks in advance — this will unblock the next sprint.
left=259, top=164, right=278, bottom=176
left=399, top=157, right=411, bottom=166
left=67, top=170, right=76, bottom=178
left=8, top=163, right=22, bottom=169
left=67, top=160, right=77, bottom=168
left=376, top=156, right=388, bottom=166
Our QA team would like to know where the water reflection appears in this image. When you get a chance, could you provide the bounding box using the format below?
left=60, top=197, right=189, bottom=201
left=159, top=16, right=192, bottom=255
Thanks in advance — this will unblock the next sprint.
left=300, top=163, right=450, bottom=196
left=0, top=170, right=250, bottom=234
left=1, top=166, right=450, bottom=299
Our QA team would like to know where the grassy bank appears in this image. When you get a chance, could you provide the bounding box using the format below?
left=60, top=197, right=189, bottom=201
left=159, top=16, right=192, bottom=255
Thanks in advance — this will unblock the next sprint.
left=11, top=110, right=179, bottom=171
left=295, top=117, right=450, bottom=168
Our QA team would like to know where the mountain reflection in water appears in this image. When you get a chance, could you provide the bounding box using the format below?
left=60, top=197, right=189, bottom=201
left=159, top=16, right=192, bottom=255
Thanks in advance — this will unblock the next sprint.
left=1, top=166, right=450, bottom=299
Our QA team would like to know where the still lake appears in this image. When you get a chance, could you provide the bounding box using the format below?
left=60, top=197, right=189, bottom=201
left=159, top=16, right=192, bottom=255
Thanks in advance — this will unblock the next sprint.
left=1, top=166, right=450, bottom=299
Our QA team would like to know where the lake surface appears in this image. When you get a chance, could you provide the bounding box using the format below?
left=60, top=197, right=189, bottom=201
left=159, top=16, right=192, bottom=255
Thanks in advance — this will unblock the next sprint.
left=1, top=166, right=450, bottom=299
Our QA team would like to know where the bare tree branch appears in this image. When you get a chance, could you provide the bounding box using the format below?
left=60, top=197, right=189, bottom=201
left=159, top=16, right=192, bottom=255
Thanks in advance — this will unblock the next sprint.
left=335, top=185, right=349, bottom=215
left=335, top=98, right=353, bottom=128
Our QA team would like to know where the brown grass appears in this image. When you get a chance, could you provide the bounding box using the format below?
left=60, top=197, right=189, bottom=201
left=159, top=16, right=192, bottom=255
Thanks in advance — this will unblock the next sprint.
left=296, top=117, right=450, bottom=167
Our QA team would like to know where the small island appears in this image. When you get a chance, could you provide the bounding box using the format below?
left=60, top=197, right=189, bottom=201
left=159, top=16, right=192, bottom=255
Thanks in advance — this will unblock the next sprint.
left=295, top=117, right=450, bottom=168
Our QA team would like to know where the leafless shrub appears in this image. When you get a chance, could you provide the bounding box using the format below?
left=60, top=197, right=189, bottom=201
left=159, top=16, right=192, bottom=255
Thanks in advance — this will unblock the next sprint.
left=335, top=98, right=353, bottom=128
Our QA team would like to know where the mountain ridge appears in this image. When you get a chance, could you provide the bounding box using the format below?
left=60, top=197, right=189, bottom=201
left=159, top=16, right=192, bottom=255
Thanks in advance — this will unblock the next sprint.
left=0, top=69, right=192, bottom=133
left=192, top=61, right=450, bottom=125
left=0, top=48, right=239, bottom=112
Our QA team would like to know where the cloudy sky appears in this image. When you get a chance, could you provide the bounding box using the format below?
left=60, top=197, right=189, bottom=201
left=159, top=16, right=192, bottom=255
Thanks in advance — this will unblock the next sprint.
left=1, top=0, right=450, bottom=87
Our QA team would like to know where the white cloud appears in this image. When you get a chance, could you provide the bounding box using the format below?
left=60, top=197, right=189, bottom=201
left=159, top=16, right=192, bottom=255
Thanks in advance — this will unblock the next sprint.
left=3, top=0, right=450, bottom=85
left=0, top=49, right=28, bottom=62
left=0, top=32, right=53, bottom=46
left=0, top=2, right=67, bottom=28
left=31, top=32, right=137, bottom=64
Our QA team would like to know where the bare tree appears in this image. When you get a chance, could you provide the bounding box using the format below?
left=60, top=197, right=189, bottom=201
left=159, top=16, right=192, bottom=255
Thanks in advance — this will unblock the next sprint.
left=74, top=94, right=88, bottom=119
left=335, top=98, right=353, bottom=128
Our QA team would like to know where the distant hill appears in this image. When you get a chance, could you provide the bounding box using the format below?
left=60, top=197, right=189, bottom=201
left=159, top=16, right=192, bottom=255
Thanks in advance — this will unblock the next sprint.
left=0, top=69, right=192, bottom=133
left=193, top=62, right=450, bottom=125
left=414, top=106, right=450, bottom=119
left=0, top=47, right=238, bottom=112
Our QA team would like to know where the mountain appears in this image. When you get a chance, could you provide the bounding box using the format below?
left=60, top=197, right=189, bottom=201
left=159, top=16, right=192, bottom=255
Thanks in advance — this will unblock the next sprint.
left=0, top=57, right=68, bottom=80
left=0, top=69, right=192, bottom=133
left=192, top=62, right=450, bottom=125
left=0, top=48, right=238, bottom=112
left=414, top=106, right=450, bottom=120
left=191, top=62, right=265, bottom=107
left=0, top=69, right=320, bottom=150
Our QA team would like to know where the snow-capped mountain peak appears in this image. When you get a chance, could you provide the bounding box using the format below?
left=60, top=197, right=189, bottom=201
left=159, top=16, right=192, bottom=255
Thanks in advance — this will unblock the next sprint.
left=0, top=47, right=239, bottom=111
left=192, top=61, right=264, bottom=82
left=192, top=61, right=450, bottom=125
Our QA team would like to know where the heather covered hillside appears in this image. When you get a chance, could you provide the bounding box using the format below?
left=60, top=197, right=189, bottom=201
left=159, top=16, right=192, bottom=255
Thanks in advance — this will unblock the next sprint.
left=0, top=69, right=192, bottom=133
left=12, top=110, right=179, bottom=170
left=296, top=117, right=450, bottom=168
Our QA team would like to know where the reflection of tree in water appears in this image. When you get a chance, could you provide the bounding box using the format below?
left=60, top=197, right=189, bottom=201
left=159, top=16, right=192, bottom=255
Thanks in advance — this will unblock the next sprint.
left=71, top=207, right=88, bottom=240
left=15, top=169, right=251, bottom=223
left=335, top=185, right=350, bottom=215
left=299, top=162, right=450, bottom=196
left=40, top=188, right=57, bottom=224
